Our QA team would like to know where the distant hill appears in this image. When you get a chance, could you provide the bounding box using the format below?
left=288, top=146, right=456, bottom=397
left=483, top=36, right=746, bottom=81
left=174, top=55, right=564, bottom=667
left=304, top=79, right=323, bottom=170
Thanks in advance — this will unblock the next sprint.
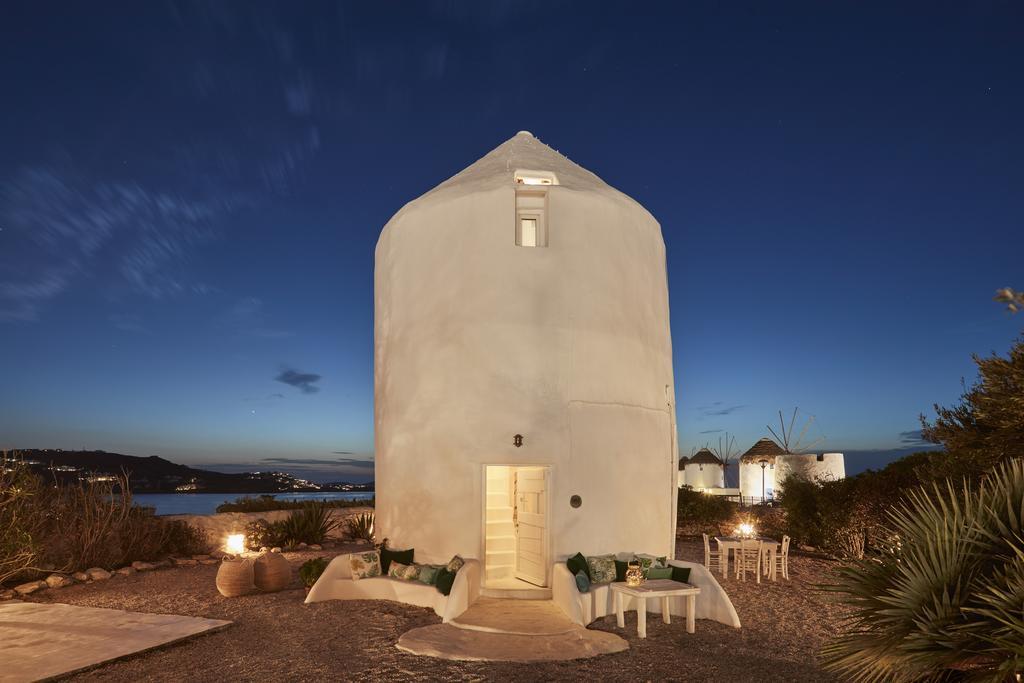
left=9, top=449, right=374, bottom=494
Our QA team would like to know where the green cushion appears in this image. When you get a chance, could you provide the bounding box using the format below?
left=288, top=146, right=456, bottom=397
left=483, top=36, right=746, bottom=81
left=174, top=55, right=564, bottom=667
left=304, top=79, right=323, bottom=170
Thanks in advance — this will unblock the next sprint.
left=647, top=566, right=673, bottom=580
left=566, top=552, right=590, bottom=580
left=671, top=566, right=692, bottom=584
left=633, top=554, right=668, bottom=577
left=418, top=564, right=442, bottom=585
left=574, top=570, right=591, bottom=593
left=614, top=560, right=628, bottom=582
left=380, top=547, right=414, bottom=574
left=435, top=568, right=456, bottom=596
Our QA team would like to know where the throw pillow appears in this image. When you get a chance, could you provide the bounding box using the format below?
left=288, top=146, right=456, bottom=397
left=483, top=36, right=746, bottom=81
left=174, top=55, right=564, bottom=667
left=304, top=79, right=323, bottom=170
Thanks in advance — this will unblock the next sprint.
left=634, top=554, right=668, bottom=577
left=403, top=563, right=423, bottom=581
left=647, top=566, right=673, bottom=580
left=418, top=564, right=442, bottom=585
left=574, top=570, right=591, bottom=593
left=671, top=566, right=692, bottom=584
left=349, top=551, right=381, bottom=580
left=387, top=561, right=408, bottom=579
left=566, top=552, right=590, bottom=580
left=614, top=560, right=629, bottom=582
left=380, top=547, right=414, bottom=574
left=586, top=554, right=617, bottom=584
left=446, top=555, right=465, bottom=574
left=435, top=568, right=456, bottom=596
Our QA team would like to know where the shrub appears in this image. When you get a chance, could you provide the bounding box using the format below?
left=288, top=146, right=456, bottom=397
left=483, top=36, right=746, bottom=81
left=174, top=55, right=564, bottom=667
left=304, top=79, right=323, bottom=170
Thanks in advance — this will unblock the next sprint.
left=0, top=452, right=210, bottom=582
left=299, top=557, right=330, bottom=588
left=676, top=487, right=735, bottom=537
left=216, top=495, right=373, bottom=513
left=245, top=518, right=285, bottom=550
left=276, top=502, right=339, bottom=546
left=821, top=458, right=1024, bottom=681
left=345, top=512, right=374, bottom=542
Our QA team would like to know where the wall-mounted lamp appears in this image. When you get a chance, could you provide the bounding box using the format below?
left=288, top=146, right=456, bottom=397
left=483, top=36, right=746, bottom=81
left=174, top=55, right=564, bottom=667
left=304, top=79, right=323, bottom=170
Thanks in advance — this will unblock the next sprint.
left=513, top=434, right=524, bottom=448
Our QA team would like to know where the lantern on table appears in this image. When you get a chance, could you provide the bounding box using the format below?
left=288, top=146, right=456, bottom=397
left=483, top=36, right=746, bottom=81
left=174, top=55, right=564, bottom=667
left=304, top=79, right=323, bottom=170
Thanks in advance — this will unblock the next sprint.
left=625, top=562, right=645, bottom=587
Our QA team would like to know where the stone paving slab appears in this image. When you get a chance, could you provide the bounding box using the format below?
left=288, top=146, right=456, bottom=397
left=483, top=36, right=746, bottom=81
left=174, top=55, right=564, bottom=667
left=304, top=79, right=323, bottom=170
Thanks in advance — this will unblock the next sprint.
left=450, top=597, right=577, bottom=635
left=399, top=598, right=628, bottom=662
left=0, top=601, right=231, bottom=682
left=397, top=623, right=628, bottom=662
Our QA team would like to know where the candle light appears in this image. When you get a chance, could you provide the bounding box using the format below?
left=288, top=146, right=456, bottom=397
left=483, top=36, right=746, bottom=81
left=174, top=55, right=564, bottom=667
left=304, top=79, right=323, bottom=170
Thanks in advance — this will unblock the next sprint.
left=226, top=533, right=246, bottom=555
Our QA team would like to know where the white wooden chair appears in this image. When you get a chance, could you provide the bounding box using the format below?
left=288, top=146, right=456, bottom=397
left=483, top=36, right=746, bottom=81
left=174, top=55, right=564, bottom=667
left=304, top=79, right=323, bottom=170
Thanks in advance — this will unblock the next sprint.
left=735, top=539, right=762, bottom=583
left=702, top=533, right=724, bottom=575
left=769, top=535, right=791, bottom=580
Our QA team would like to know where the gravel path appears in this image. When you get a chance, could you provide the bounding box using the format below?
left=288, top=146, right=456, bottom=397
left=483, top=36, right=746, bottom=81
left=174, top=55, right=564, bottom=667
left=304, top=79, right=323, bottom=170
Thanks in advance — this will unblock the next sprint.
left=22, top=541, right=848, bottom=682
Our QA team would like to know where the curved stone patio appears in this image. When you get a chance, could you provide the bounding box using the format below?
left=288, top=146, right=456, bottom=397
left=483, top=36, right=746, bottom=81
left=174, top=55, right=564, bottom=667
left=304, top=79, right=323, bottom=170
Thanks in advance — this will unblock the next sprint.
left=396, top=597, right=628, bottom=662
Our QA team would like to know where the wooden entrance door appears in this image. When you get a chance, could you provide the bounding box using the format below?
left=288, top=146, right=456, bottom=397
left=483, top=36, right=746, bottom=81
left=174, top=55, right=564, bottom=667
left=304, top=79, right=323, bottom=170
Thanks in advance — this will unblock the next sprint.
left=513, top=467, right=548, bottom=586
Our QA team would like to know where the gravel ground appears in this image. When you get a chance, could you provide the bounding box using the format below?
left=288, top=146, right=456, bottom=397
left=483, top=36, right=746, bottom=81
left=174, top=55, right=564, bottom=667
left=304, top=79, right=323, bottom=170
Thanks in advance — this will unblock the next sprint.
left=22, top=540, right=849, bottom=682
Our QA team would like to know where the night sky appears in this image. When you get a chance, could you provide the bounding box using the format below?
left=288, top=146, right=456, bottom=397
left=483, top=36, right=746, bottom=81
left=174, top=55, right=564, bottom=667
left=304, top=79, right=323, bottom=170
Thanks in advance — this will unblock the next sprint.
left=2, top=2, right=1021, bottom=483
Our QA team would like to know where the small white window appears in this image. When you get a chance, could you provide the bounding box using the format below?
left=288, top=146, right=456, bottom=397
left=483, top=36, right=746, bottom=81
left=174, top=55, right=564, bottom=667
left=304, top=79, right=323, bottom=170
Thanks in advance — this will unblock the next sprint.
left=519, top=217, right=537, bottom=247
left=514, top=169, right=559, bottom=186
left=515, top=189, right=547, bottom=247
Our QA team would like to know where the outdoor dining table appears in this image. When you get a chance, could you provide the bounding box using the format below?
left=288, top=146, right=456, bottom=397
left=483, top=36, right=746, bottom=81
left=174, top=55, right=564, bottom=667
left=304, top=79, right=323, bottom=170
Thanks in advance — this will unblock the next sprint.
left=715, top=536, right=782, bottom=581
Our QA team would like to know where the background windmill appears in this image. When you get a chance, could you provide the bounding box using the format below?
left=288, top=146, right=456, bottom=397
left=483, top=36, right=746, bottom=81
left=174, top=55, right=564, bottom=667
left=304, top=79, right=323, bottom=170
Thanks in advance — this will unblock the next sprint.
left=766, top=407, right=825, bottom=455
left=711, top=432, right=740, bottom=487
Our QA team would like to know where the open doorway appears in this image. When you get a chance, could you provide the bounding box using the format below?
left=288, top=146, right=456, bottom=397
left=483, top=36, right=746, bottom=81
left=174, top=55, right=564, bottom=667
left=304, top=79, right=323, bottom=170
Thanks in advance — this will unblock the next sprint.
left=483, top=465, right=550, bottom=589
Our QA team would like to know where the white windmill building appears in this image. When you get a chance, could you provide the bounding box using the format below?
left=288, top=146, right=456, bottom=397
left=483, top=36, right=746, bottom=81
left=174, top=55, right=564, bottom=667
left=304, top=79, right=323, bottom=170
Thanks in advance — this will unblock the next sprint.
left=374, top=131, right=679, bottom=592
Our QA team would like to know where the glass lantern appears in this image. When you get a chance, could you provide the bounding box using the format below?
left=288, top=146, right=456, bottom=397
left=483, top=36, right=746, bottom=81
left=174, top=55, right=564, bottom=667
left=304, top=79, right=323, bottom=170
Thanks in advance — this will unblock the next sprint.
left=625, top=562, right=645, bottom=587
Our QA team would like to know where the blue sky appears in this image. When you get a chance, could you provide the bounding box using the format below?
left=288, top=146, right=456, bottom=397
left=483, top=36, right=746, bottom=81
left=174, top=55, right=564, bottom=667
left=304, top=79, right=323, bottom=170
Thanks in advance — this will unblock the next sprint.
left=1, top=2, right=1021, bottom=482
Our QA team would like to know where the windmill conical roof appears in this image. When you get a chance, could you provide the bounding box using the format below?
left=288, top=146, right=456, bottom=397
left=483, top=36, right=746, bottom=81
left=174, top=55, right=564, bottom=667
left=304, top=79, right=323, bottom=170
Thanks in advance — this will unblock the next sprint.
left=400, top=131, right=637, bottom=207
left=687, top=448, right=723, bottom=466
left=740, top=438, right=788, bottom=463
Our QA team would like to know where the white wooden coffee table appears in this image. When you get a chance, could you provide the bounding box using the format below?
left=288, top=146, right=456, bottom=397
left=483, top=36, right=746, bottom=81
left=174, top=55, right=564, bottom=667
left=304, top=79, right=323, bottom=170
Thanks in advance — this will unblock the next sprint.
left=610, top=579, right=701, bottom=638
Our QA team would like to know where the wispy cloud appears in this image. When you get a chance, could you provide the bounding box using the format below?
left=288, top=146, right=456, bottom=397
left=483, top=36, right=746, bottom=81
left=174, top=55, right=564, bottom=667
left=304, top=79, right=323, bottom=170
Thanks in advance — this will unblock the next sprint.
left=898, top=429, right=931, bottom=447
left=222, top=297, right=293, bottom=338
left=697, top=402, right=747, bottom=417
left=0, top=165, right=234, bottom=322
left=109, top=313, right=150, bottom=334
left=261, top=457, right=373, bottom=470
left=699, top=429, right=724, bottom=434
left=275, top=366, right=321, bottom=394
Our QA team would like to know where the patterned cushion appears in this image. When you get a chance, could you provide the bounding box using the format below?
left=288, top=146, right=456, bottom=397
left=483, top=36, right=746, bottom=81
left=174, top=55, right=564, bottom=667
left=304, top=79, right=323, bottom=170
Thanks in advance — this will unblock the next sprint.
left=403, top=563, right=423, bottom=581
left=350, top=551, right=382, bottom=580
left=634, top=554, right=668, bottom=577
left=418, top=564, right=442, bottom=585
left=446, top=555, right=465, bottom=574
left=586, top=554, right=617, bottom=584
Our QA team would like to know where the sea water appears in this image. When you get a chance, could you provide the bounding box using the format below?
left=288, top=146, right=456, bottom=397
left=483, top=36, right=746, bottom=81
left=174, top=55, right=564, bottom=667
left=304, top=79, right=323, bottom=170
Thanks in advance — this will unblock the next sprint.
left=133, top=491, right=375, bottom=516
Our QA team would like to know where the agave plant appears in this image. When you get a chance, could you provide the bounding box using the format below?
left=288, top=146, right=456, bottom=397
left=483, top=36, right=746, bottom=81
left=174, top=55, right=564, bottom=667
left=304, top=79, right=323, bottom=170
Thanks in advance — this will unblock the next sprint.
left=821, top=459, right=1024, bottom=682
left=277, top=501, right=340, bottom=546
left=344, top=512, right=374, bottom=542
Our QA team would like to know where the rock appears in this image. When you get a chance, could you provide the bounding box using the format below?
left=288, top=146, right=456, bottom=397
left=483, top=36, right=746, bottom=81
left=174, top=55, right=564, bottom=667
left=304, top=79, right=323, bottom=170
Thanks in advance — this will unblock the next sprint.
left=308, top=544, right=322, bottom=550
left=14, top=580, right=46, bottom=595
left=199, top=558, right=219, bottom=565
left=172, top=557, right=198, bottom=567
left=259, top=547, right=270, bottom=553
left=86, top=567, right=112, bottom=581
left=45, top=573, right=74, bottom=589
left=192, top=554, right=211, bottom=561
left=72, top=571, right=89, bottom=582
left=153, top=559, right=172, bottom=568
left=270, top=547, right=282, bottom=554
left=0, top=589, right=15, bottom=600
left=131, top=561, right=156, bottom=571
left=297, top=542, right=308, bottom=549
left=115, top=566, right=136, bottom=577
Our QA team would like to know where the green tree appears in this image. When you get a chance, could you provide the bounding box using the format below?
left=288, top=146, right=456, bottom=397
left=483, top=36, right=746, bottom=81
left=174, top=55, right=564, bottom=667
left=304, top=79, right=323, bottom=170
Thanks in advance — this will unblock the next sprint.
left=920, top=336, right=1024, bottom=471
